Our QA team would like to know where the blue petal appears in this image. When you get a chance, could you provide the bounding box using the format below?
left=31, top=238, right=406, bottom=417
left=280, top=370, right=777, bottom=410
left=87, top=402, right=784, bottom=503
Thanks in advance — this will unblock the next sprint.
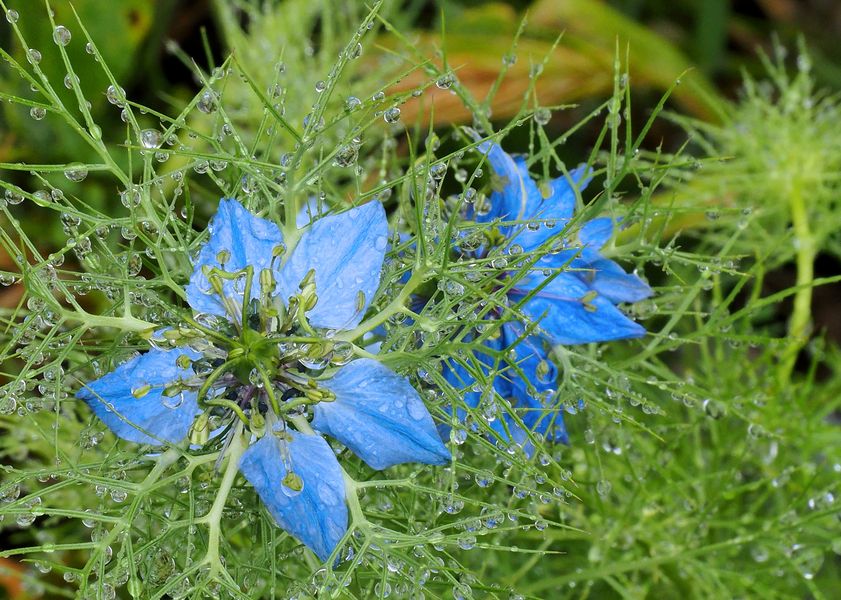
left=501, top=323, right=568, bottom=444
left=579, top=254, right=653, bottom=304
left=513, top=165, right=591, bottom=253
left=441, top=334, right=508, bottom=415
left=76, top=348, right=202, bottom=445
left=537, top=246, right=653, bottom=306
left=579, top=217, right=614, bottom=250
left=510, top=272, right=646, bottom=345
left=277, top=202, right=387, bottom=330
left=315, top=359, right=450, bottom=470
left=186, top=199, right=285, bottom=319
left=238, top=429, right=347, bottom=562
left=473, top=141, right=534, bottom=229
left=296, top=197, right=325, bottom=229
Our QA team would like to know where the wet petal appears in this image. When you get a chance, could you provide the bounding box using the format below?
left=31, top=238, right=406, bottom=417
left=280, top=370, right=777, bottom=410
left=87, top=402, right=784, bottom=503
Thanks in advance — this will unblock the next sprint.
left=277, top=202, right=387, bottom=330
left=239, top=429, right=347, bottom=562
left=536, top=247, right=652, bottom=305
left=441, top=334, right=508, bottom=416
left=513, top=166, right=591, bottom=252
left=472, top=141, right=533, bottom=228
left=580, top=254, right=653, bottom=304
left=186, top=198, right=284, bottom=319
left=578, top=216, right=614, bottom=250
left=315, top=359, right=450, bottom=470
left=501, top=323, right=567, bottom=444
left=76, top=348, right=202, bottom=445
left=511, top=272, right=646, bottom=345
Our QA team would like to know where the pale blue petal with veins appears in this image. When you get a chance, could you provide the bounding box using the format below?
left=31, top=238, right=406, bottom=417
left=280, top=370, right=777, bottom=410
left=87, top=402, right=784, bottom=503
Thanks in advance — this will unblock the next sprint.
left=315, top=358, right=451, bottom=470
left=238, top=429, right=348, bottom=562
left=76, top=348, right=202, bottom=445
left=185, top=199, right=285, bottom=318
left=277, top=201, right=388, bottom=330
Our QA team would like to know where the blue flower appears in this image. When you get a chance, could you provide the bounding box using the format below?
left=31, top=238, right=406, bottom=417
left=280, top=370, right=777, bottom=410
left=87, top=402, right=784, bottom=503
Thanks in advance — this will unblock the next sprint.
left=77, top=199, right=450, bottom=561
left=443, top=141, right=651, bottom=450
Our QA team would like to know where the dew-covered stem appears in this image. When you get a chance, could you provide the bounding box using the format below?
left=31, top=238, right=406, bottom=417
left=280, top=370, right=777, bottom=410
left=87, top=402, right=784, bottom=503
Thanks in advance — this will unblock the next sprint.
left=200, top=424, right=246, bottom=572
left=779, top=181, right=815, bottom=385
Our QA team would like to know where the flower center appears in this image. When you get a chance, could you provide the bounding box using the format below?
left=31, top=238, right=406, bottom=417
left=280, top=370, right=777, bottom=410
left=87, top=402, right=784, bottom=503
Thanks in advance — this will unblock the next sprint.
left=159, top=265, right=355, bottom=445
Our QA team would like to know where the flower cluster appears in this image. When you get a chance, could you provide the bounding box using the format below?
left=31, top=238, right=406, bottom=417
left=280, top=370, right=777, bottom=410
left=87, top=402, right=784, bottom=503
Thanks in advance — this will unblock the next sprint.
left=443, top=141, right=651, bottom=451
left=77, top=139, right=651, bottom=562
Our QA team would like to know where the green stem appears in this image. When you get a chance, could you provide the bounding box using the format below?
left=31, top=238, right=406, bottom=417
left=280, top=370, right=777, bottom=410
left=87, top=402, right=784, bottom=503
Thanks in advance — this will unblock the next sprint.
left=335, top=268, right=427, bottom=342
left=197, top=358, right=239, bottom=405
left=240, top=265, right=254, bottom=334
left=254, top=362, right=282, bottom=416
left=277, top=396, right=313, bottom=414
left=289, top=414, right=315, bottom=434
left=80, top=447, right=181, bottom=582
left=60, top=309, right=155, bottom=332
left=342, top=469, right=368, bottom=529
left=182, top=314, right=235, bottom=346
left=201, top=425, right=246, bottom=572
left=779, top=183, right=815, bottom=385
left=205, top=399, right=249, bottom=426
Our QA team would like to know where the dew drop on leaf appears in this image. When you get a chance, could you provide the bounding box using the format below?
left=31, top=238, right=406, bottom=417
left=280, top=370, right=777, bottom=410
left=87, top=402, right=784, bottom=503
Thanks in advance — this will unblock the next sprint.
left=383, top=107, right=401, bottom=124
left=52, top=25, right=71, bottom=46
left=140, top=129, right=162, bottom=149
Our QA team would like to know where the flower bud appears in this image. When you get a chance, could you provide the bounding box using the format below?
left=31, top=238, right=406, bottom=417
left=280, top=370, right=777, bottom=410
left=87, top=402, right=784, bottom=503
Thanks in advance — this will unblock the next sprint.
left=189, top=412, right=210, bottom=446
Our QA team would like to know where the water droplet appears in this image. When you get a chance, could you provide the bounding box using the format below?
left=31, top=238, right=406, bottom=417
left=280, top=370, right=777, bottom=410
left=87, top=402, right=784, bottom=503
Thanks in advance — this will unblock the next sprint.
left=450, top=428, right=467, bottom=445
left=52, top=25, right=71, bottom=46
left=429, top=162, right=446, bottom=180
left=534, top=108, right=551, bottom=125
left=457, top=535, right=476, bottom=550
left=333, top=144, right=358, bottom=167
left=383, top=107, right=401, bottom=124
left=0, top=395, right=17, bottom=415
left=30, top=106, right=46, bottom=120
left=16, top=513, right=36, bottom=527
left=140, top=129, right=162, bottom=149
left=26, top=48, right=42, bottom=65
left=314, top=80, right=327, bottom=93
left=196, top=90, right=217, bottom=113
left=436, top=73, right=455, bottom=89
left=85, top=42, right=95, bottom=54
left=64, top=164, right=88, bottom=182
left=702, top=399, right=726, bottom=419
left=5, top=9, right=19, bottom=23
left=596, top=480, right=612, bottom=496
left=345, top=96, right=362, bottom=111
left=792, top=545, right=824, bottom=580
